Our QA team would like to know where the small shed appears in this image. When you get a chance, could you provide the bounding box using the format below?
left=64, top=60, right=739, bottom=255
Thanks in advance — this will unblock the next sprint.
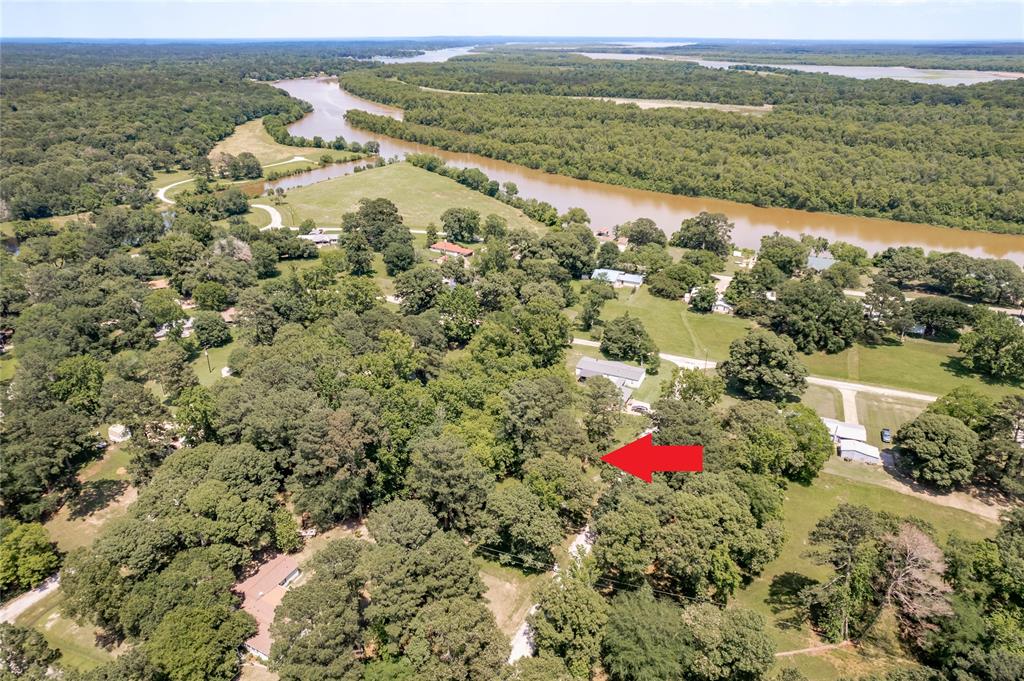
left=839, top=439, right=881, bottom=465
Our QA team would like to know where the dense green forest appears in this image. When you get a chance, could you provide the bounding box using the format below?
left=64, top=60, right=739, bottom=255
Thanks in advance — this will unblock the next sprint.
left=0, top=41, right=474, bottom=220
left=2, top=190, right=1021, bottom=680
left=568, top=39, right=1024, bottom=71
left=341, top=55, right=1024, bottom=233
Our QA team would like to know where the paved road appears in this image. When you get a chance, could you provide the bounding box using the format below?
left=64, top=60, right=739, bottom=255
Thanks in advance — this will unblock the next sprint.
left=252, top=204, right=284, bottom=230
left=0, top=576, right=59, bottom=624
left=155, top=178, right=194, bottom=205
left=156, top=175, right=287, bottom=230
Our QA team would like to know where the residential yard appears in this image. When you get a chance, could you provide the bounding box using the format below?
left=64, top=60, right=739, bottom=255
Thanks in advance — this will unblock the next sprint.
left=576, top=284, right=1019, bottom=398
left=802, top=384, right=844, bottom=420
left=191, top=338, right=241, bottom=386
left=44, top=441, right=136, bottom=553
left=855, top=393, right=931, bottom=449
left=209, top=119, right=365, bottom=166
left=565, top=345, right=670, bottom=405
left=478, top=559, right=548, bottom=639
left=273, top=162, right=543, bottom=232
left=733, top=470, right=996, bottom=679
left=15, top=590, right=119, bottom=671
left=575, top=285, right=753, bottom=360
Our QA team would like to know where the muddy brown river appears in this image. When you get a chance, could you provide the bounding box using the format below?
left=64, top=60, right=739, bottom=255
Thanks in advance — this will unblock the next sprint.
left=272, top=77, right=1024, bottom=263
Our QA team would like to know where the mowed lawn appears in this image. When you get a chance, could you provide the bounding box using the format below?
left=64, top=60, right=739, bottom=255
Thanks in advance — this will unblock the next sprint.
left=802, top=338, right=1020, bottom=399
left=275, top=162, right=542, bottom=232
left=209, top=119, right=365, bottom=166
left=856, top=393, right=931, bottom=449
left=577, top=285, right=1019, bottom=398
left=733, top=471, right=996, bottom=680
left=576, top=285, right=753, bottom=360
left=15, top=589, right=118, bottom=671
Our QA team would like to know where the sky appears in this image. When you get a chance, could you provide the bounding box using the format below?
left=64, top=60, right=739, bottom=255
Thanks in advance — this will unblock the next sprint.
left=1, top=0, right=1022, bottom=41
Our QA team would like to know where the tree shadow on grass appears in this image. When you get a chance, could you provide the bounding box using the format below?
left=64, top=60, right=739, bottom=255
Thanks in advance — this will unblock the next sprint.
left=766, top=571, right=817, bottom=630
left=68, top=479, right=128, bottom=520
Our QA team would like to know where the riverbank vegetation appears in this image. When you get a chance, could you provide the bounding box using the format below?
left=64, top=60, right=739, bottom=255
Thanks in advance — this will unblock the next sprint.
left=577, top=39, right=1024, bottom=72
left=341, top=55, right=1024, bottom=233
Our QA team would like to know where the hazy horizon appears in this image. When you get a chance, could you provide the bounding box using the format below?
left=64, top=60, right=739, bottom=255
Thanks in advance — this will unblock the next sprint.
left=2, top=1, right=1022, bottom=42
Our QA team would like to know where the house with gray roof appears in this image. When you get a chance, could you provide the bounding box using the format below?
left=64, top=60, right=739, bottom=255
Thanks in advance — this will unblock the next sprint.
left=575, top=356, right=646, bottom=401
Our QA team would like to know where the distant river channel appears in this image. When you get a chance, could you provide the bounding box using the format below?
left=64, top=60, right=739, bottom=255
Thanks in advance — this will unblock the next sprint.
left=266, top=69, right=1024, bottom=262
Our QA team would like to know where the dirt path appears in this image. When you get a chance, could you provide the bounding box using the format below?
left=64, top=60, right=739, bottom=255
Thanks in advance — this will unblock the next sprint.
left=0, top=576, right=60, bottom=624
left=776, top=641, right=853, bottom=657
left=824, top=457, right=1007, bottom=522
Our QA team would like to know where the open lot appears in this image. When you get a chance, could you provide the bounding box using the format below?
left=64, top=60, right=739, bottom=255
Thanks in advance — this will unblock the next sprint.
left=15, top=589, right=119, bottom=671
left=733, top=469, right=997, bottom=679
left=44, top=442, right=136, bottom=553
left=274, top=162, right=542, bottom=231
left=855, top=393, right=930, bottom=449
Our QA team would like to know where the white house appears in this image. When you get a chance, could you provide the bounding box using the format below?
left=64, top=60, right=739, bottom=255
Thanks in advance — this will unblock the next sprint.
left=711, top=295, right=734, bottom=315
left=590, top=269, right=645, bottom=288
left=575, top=356, right=646, bottom=401
left=839, top=439, right=882, bottom=465
left=298, top=230, right=339, bottom=247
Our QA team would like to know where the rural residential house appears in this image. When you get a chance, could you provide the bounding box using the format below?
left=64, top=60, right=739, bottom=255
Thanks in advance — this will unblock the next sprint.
left=590, top=268, right=644, bottom=288
left=821, top=417, right=880, bottom=465
left=430, top=241, right=474, bottom=258
left=575, top=356, right=646, bottom=401
left=238, top=554, right=302, bottom=660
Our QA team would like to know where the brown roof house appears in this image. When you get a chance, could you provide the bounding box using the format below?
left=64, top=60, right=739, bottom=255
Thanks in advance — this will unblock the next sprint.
left=429, top=241, right=474, bottom=258
left=237, top=554, right=301, bottom=660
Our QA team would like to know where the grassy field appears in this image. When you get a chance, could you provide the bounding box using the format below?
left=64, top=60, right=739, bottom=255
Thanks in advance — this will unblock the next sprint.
left=44, top=441, right=136, bottom=553
left=274, top=162, right=543, bottom=232
left=15, top=590, right=118, bottom=671
left=802, top=338, right=1020, bottom=399
left=856, top=393, right=931, bottom=449
left=209, top=119, right=365, bottom=166
left=575, top=285, right=753, bottom=361
left=191, top=338, right=241, bottom=386
left=576, top=284, right=1019, bottom=398
left=0, top=212, right=93, bottom=238
left=733, top=470, right=996, bottom=679
left=802, top=384, right=844, bottom=420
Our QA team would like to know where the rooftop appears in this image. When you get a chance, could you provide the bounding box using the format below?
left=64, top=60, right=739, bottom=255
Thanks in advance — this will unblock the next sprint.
left=807, top=255, right=837, bottom=271
left=575, top=355, right=646, bottom=383
left=430, top=241, right=474, bottom=256
left=237, top=554, right=301, bottom=658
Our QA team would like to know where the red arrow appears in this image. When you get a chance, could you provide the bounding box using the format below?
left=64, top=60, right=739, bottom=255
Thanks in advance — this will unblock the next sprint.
left=601, top=433, right=703, bottom=483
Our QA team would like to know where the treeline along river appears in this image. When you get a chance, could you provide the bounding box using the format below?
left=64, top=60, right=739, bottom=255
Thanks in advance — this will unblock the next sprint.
left=271, top=76, right=1024, bottom=264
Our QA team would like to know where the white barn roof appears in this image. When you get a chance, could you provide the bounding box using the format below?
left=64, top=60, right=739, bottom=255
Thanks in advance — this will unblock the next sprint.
left=821, top=417, right=868, bottom=442
left=839, top=439, right=881, bottom=460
